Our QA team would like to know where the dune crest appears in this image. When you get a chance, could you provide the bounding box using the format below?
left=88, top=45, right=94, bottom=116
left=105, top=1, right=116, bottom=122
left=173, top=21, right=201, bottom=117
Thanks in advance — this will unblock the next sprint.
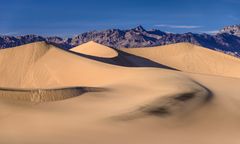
left=0, top=87, right=105, bottom=103
left=70, top=41, right=118, bottom=58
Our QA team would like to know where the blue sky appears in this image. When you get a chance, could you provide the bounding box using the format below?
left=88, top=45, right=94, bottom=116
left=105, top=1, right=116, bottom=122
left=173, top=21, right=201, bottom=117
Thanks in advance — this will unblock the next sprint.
left=0, top=0, right=239, bottom=37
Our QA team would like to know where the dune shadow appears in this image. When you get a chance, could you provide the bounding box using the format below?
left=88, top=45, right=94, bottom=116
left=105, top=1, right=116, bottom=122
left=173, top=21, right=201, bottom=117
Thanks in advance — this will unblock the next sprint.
left=0, top=87, right=106, bottom=103
left=113, top=81, right=213, bottom=121
left=140, top=83, right=213, bottom=118
left=66, top=48, right=177, bottom=70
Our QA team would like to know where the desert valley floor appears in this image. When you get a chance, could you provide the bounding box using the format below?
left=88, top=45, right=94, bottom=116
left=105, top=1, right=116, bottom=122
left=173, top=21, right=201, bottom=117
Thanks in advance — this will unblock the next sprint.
left=1, top=41, right=240, bottom=144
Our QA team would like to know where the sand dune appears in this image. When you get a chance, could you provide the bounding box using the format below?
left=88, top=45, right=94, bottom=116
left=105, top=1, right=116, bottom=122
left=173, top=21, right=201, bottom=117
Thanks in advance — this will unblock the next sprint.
left=0, top=42, right=122, bottom=88
left=70, top=41, right=118, bottom=58
left=70, top=41, right=174, bottom=69
left=0, top=42, right=240, bottom=144
left=121, top=42, right=240, bottom=78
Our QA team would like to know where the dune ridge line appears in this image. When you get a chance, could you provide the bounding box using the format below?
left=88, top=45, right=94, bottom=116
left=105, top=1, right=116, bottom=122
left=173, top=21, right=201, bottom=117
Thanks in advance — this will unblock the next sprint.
left=0, top=87, right=106, bottom=103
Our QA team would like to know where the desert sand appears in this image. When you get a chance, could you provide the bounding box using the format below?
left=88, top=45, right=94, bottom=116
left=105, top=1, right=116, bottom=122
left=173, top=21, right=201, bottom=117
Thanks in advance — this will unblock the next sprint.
left=71, top=41, right=118, bottom=58
left=0, top=41, right=240, bottom=144
left=121, top=43, right=240, bottom=78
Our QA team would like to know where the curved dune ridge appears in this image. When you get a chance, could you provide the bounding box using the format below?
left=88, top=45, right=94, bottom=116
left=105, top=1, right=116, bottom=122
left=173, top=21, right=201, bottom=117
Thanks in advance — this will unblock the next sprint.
left=141, top=81, right=212, bottom=116
left=1, top=42, right=240, bottom=144
left=70, top=41, right=118, bottom=58
left=0, top=87, right=105, bottom=103
left=115, top=79, right=213, bottom=120
left=70, top=41, right=175, bottom=69
left=121, top=42, right=240, bottom=78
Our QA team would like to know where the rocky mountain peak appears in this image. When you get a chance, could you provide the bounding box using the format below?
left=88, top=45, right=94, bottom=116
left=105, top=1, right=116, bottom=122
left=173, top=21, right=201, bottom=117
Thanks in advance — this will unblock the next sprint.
left=220, top=25, right=240, bottom=37
left=132, top=25, right=146, bottom=32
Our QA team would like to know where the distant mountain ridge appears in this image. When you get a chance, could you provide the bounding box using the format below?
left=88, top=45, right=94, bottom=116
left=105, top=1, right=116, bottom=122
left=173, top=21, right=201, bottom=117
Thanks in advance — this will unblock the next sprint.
left=220, top=25, right=240, bottom=37
left=1, top=24, right=240, bottom=57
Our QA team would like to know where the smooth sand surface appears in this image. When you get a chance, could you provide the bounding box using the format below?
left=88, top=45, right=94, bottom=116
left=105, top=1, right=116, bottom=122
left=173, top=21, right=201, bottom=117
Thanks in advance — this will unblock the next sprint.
left=70, top=41, right=118, bottom=58
left=121, top=43, right=240, bottom=78
left=0, top=42, right=240, bottom=144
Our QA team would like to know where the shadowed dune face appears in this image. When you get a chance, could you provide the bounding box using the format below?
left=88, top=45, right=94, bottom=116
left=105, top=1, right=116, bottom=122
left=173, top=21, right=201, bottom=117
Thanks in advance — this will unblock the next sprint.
left=70, top=41, right=176, bottom=69
left=138, top=86, right=212, bottom=116
left=0, top=87, right=106, bottom=103
left=121, top=42, right=240, bottom=78
left=113, top=78, right=213, bottom=120
left=137, top=89, right=211, bottom=117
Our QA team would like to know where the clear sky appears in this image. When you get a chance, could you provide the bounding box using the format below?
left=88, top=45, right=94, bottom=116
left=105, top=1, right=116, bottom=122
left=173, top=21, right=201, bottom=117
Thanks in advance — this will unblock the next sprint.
left=0, top=0, right=239, bottom=37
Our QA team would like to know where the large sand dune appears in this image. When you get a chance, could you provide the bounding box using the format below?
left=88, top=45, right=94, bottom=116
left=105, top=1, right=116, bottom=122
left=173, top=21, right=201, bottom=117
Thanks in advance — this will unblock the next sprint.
left=121, top=43, right=240, bottom=78
left=70, top=41, right=174, bottom=69
left=0, top=42, right=240, bottom=144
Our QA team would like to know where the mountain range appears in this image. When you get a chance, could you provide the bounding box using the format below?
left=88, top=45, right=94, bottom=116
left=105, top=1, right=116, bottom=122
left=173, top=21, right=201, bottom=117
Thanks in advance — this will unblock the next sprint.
left=1, top=24, right=240, bottom=56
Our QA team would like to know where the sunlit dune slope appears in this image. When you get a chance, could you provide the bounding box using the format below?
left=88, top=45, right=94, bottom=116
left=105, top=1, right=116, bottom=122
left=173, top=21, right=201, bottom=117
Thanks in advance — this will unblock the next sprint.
left=0, top=42, right=123, bottom=88
left=70, top=41, right=118, bottom=58
left=121, top=42, right=240, bottom=78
